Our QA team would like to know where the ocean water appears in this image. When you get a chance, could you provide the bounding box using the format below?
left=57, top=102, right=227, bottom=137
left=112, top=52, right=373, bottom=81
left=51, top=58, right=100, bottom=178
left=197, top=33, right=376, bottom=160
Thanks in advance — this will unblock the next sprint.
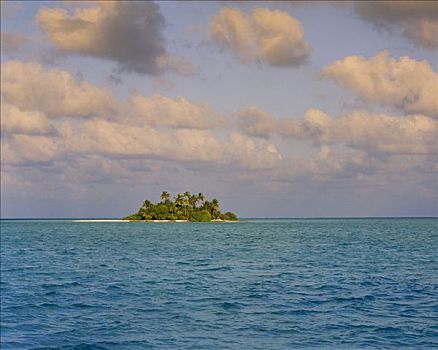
left=1, top=218, right=437, bottom=349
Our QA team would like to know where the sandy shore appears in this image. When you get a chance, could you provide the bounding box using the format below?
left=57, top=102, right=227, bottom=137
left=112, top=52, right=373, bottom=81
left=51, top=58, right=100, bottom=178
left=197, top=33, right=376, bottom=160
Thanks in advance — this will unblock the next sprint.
left=124, top=219, right=237, bottom=223
left=73, top=219, right=128, bottom=222
left=73, top=219, right=237, bottom=223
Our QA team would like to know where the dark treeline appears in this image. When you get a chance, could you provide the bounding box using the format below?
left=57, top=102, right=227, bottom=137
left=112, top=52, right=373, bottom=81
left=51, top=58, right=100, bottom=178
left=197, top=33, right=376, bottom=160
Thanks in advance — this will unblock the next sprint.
left=123, top=191, right=238, bottom=222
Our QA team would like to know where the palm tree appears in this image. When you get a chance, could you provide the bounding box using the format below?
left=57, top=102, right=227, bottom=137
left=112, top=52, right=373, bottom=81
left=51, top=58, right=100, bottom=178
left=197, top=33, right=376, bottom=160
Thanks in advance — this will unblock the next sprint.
left=161, top=191, right=170, bottom=202
left=175, top=193, right=183, bottom=207
left=164, top=200, right=175, bottom=217
left=183, top=191, right=195, bottom=210
left=202, top=199, right=210, bottom=212
left=211, top=198, right=219, bottom=218
left=189, top=194, right=198, bottom=209
left=182, top=196, right=190, bottom=220
left=197, top=192, right=205, bottom=208
left=142, top=200, right=152, bottom=209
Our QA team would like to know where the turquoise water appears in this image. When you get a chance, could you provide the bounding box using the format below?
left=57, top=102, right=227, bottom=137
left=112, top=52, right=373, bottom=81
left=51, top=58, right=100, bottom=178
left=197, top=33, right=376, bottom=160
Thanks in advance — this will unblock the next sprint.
left=1, top=218, right=437, bottom=349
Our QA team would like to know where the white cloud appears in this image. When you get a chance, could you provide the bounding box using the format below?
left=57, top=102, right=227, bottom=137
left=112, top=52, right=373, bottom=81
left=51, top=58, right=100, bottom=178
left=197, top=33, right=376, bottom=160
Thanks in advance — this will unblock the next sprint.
left=59, top=119, right=282, bottom=168
left=129, top=94, right=226, bottom=130
left=2, top=60, right=118, bottom=118
left=321, top=51, right=438, bottom=118
left=223, top=132, right=282, bottom=169
left=1, top=54, right=436, bottom=217
left=209, top=7, right=310, bottom=66
left=2, top=134, right=59, bottom=166
left=1, top=104, right=55, bottom=136
left=296, top=111, right=437, bottom=156
left=61, top=119, right=223, bottom=162
left=1, top=61, right=215, bottom=128
left=238, top=107, right=437, bottom=156
left=1, top=60, right=281, bottom=170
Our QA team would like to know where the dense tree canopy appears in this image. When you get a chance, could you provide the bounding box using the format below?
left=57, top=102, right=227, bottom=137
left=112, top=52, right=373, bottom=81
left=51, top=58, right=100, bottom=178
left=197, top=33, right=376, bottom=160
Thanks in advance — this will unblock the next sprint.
left=123, top=192, right=238, bottom=222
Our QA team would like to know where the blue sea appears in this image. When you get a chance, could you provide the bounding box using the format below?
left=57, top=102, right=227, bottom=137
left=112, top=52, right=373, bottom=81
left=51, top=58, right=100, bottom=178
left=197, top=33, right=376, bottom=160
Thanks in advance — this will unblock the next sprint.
left=1, top=218, right=437, bottom=349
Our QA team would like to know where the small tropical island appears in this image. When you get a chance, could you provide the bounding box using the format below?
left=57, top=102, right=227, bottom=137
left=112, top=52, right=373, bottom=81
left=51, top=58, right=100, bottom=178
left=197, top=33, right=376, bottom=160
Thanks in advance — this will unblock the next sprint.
left=123, top=191, right=238, bottom=222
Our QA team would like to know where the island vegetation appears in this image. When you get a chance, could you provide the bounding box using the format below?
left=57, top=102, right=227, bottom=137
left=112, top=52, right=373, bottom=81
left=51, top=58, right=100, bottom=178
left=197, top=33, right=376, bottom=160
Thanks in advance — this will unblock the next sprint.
left=123, top=191, right=238, bottom=222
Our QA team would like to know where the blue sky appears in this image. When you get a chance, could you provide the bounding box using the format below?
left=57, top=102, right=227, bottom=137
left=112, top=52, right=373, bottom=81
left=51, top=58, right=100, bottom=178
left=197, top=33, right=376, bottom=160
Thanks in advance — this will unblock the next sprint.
left=1, top=1, right=437, bottom=218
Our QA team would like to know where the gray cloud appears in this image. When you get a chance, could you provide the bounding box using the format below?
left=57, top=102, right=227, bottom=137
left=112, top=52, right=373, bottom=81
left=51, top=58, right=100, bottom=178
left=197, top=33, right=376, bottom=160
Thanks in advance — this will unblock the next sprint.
left=236, top=107, right=276, bottom=138
left=354, top=1, right=438, bottom=49
left=355, top=1, right=437, bottom=25
left=37, top=2, right=195, bottom=75
left=1, top=32, right=29, bottom=56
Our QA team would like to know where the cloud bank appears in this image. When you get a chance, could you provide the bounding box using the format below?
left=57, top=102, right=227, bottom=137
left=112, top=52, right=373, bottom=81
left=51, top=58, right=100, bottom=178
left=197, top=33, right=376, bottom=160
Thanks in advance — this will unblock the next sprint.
left=3, top=59, right=435, bottom=184
left=238, top=107, right=437, bottom=156
left=209, top=7, right=310, bottom=66
left=1, top=60, right=280, bottom=170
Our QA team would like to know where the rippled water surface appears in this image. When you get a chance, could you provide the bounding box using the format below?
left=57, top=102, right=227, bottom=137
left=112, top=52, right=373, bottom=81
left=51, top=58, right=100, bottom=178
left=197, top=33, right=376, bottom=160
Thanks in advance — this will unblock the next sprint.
left=1, top=218, right=437, bottom=349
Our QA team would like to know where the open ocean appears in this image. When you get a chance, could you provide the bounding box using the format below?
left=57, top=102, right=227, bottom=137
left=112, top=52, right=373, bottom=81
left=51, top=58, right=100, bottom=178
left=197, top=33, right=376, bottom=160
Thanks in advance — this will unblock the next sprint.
left=1, top=218, right=437, bottom=349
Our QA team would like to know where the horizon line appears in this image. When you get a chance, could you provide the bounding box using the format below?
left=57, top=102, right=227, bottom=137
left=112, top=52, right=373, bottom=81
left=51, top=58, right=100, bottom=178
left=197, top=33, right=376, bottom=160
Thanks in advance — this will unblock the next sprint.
left=1, top=216, right=437, bottom=220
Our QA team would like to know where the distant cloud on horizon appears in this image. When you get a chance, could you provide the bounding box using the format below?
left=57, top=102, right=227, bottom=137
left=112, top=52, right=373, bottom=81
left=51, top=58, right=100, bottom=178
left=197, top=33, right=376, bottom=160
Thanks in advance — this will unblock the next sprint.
left=238, top=107, right=437, bottom=157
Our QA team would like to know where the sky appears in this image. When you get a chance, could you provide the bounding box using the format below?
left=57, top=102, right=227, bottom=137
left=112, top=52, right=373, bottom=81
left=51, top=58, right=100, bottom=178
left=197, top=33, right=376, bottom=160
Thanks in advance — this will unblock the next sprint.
left=1, top=1, right=437, bottom=218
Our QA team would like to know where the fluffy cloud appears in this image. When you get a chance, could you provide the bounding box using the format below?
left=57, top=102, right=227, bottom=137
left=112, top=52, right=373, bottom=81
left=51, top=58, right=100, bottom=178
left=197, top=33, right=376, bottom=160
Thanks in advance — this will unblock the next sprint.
left=321, top=51, right=438, bottom=118
left=236, top=107, right=276, bottom=138
left=2, top=134, right=59, bottom=166
left=60, top=119, right=281, bottom=169
left=284, top=110, right=437, bottom=156
left=1, top=60, right=280, bottom=171
left=61, top=119, right=224, bottom=162
left=223, top=132, right=282, bottom=169
left=238, top=107, right=437, bottom=156
left=354, top=1, right=438, bottom=49
left=209, top=7, right=310, bottom=66
left=1, top=61, right=215, bottom=128
left=129, top=94, right=226, bottom=129
left=3, top=60, right=435, bottom=180
left=2, top=60, right=118, bottom=118
left=37, top=2, right=195, bottom=75
left=3, top=117, right=282, bottom=171
left=1, top=104, right=55, bottom=136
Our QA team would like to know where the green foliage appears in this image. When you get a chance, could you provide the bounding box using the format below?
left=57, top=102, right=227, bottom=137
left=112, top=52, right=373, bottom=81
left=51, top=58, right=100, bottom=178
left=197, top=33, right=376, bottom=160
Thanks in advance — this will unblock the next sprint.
left=122, top=213, right=143, bottom=221
left=221, top=212, right=238, bottom=221
left=189, top=210, right=211, bottom=222
left=122, top=191, right=238, bottom=222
